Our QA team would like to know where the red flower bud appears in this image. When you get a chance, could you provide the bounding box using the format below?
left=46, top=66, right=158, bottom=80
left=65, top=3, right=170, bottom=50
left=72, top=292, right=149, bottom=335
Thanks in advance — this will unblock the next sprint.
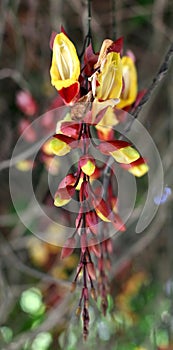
left=16, top=91, right=38, bottom=116
left=60, top=121, right=81, bottom=139
left=58, top=174, right=76, bottom=189
left=88, top=238, right=101, bottom=258
left=98, top=140, right=131, bottom=155
left=87, top=262, right=96, bottom=280
left=93, top=198, right=111, bottom=222
left=86, top=211, right=98, bottom=234
left=61, top=237, right=76, bottom=259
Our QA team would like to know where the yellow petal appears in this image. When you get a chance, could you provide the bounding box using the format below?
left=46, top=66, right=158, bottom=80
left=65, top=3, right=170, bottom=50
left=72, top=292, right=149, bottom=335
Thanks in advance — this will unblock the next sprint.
left=92, top=98, right=119, bottom=119
left=56, top=112, right=72, bottom=133
left=95, top=106, right=119, bottom=136
left=54, top=196, right=71, bottom=207
left=50, top=138, right=71, bottom=156
left=50, top=32, right=80, bottom=90
left=76, top=176, right=83, bottom=191
left=81, top=160, right=95, bottom=176
left=95, top=208, right=111, bottom=222
left=42, top=140, right=54, bottom=155
left=110, top=146, right=140, bottom=164
left=96, top=52, right=122, bottom=100
left=117, top=56, right=137, bottom=109
left=128, top=163, right=149, bottom=177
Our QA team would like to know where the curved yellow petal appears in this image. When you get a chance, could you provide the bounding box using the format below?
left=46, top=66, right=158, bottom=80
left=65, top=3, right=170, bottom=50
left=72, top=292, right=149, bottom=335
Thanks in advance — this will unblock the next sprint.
left=117, top=56, right=137, bottom=109
left=128, top=163, right=149, bottom=177
left=95, top=208, right=111, bottom=222
left=50, top=138, right=71, bottom=156
left=110, top=146, right=140, bottom=164
left=95, top=106, right=119, bottom=136
left=54, top=196, right=71, bottom=207
left=95, top=52, right=122, bottom=100
left=81, top=159, right=95, bottom=176
left=50, top=33, right=80, bottom=90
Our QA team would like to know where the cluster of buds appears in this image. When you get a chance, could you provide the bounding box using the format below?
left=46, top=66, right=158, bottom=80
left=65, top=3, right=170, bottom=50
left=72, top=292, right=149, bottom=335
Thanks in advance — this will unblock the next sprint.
left=48, top=28, right=149, bottom=339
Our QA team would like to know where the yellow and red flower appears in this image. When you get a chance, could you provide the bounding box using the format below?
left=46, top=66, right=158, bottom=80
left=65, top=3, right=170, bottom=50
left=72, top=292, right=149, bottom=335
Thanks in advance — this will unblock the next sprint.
left=50, top=32, right=80, bottom=104
left=117, top=55, right=137, bottom=109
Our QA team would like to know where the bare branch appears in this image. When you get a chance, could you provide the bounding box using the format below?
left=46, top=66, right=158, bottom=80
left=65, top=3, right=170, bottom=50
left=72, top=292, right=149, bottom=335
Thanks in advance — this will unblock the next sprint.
left=131, top=42, right=173, bottom=119
left=0, top=233, right=71, bottom=289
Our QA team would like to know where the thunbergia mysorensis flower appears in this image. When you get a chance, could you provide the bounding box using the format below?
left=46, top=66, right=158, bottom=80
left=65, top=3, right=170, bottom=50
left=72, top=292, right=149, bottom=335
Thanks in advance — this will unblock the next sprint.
left=117, top=55, right=137, bottom=109
left=50, top=32, right=80, bottom=104
left=48, top=29, right=149, bottom=340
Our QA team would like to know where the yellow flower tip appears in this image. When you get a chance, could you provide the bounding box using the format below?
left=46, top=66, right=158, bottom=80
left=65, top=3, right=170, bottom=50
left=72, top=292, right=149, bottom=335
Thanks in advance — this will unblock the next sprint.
left=81, top=159, right=96, bottom=176
left=117, top=55, right=138, bottom=109
left=129, top=163, right=149, bottom=177
left=50, top=32, right=80, bottom=91
left=110, top=146, right=140, bottom=164
left=54, top=196, right=71, bottom=207
left=95, top=105, right=119, bottom=137
left=42, top=140, right=54, bottom=155
left=75, top=176, right=83, bottom=191
left=95, top=52, right=123, bottom=101
left=95, top=207, right=111, bottom=222
left=50, top=138, right=71, bottom=156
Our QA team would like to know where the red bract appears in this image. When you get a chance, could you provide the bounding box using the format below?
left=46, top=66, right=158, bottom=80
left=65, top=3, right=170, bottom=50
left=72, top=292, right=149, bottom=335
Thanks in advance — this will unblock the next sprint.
left=97, top=140, right=131, bottom=154
left=60, top=121, right=81, bottom=139
left=79, top=182, right=89, bottom=202
left=55, top=186, right=75, bottom=200
left=53, top=133, right=77, bottom=148
left=81, top=233, right=87, bottom=253
left=88, top=238, right=101, bottom=258
left=108, top=37, right=124, bottom=54
left=112, top=213, right=126, bottom=232
left=61, top=237, right=76, bottom=259
left=93, top=198, right=112, bottom=222
left=133, top=89, right=147, bottom=108
left=103, top=238, right=113, bottom=254
left=86, top=211, right=98, bottom=234
left=120, top=156, right=147, bottom=170
left=87, top=262, right=96, bottom=280
left=83, top=44, right=98, bottom=76
left=58, top=82, right=80, bottom=104
left=49, top=31, right=57, bottom=50
left=58, top=174, right=76, bottom=189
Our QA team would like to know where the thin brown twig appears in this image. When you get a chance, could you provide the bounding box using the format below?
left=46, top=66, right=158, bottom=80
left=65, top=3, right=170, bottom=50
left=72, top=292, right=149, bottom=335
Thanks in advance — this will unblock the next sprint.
left=131, top=42, right=173, bottom=119
left=0, top=233, right=71, bottom=289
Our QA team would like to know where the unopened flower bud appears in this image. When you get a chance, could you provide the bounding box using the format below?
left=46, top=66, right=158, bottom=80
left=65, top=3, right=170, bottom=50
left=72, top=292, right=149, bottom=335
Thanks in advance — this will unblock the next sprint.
left=76, top=306, right=82, bottom=317
left=70, top=281, right=76, bottom=293
left=91, top=287, right=97, bottom=301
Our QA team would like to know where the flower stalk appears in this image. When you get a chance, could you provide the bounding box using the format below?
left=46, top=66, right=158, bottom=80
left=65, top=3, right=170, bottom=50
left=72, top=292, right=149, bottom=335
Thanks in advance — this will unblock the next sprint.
left=48, top=10, right=149, bottom=337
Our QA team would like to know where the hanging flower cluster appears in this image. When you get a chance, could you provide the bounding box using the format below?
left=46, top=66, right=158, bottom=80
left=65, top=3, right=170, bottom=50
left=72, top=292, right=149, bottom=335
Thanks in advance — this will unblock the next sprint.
left=49, top=29, right=149, bottom=339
